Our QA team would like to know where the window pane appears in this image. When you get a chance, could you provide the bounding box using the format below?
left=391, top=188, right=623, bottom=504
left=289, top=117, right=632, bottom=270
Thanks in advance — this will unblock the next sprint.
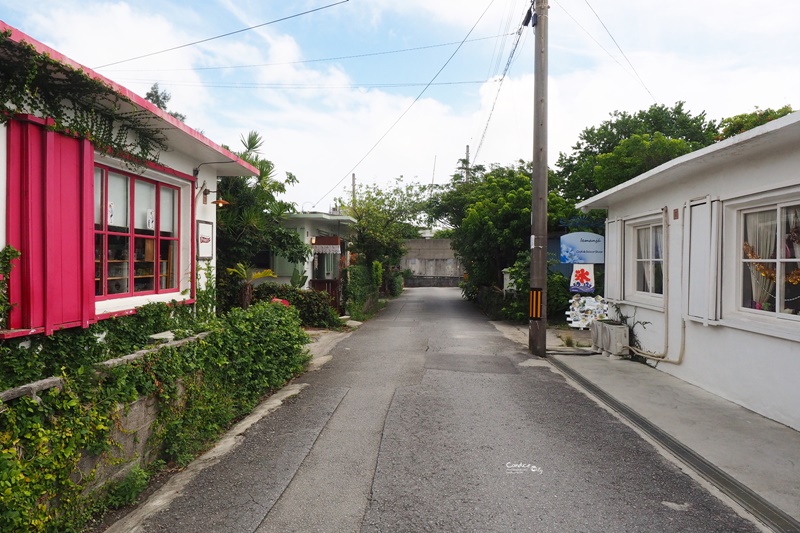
left=160, top=241, right=177, bottom=290
left=653, top=226, right=664, bottom=260
left=107, top=172, right=129, bottom=232
left=94, top=168, right=104, bottom=230
left=134, top=181, right=156, bottom=235
left=160, top=187, right=177, bottom=237
left=94, top=234, right=104, bottom=296
left=742, top=210, right=777, bottom=311
left=107, top=235, right=130, bottom=295
left=653, top=261, right=664, bottom=294
left=743, top=210, right=777, bottom=261
left=637, top=228, right=650, bottom=260
left=133, top=238, right=155, bottom=293
left=783, top=205, right=800, bottom=261
left=636, top=261, right=649, bottom=292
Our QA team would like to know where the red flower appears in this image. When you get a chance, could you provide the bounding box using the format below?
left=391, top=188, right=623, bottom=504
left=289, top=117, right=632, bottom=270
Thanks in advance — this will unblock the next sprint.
left=271, top=298, right=290, bottom=307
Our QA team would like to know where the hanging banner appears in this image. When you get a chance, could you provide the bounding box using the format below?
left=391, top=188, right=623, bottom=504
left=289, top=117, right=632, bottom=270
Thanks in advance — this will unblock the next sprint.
left=569, top=264, right=595, bottom=294
left=560, top=232, right=605, bottom=264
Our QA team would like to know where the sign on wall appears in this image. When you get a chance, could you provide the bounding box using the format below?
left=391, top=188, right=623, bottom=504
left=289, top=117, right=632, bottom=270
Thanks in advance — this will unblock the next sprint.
left=197, top=220, right=213, bottom=260
left=560, top=232, right=605, bottom=264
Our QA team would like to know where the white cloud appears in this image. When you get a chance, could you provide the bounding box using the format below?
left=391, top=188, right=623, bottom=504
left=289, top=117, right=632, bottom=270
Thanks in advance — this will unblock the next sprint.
left=3, top=0, right=799, bottom=208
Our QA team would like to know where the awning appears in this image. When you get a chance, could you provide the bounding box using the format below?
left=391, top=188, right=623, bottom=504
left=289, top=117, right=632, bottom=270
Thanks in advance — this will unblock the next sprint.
left=312, top=245, right=341, bottom=255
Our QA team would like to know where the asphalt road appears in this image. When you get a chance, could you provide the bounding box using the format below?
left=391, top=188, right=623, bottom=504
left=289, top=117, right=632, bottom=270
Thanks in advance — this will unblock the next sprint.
left=128, top=287, right=761, bottom=533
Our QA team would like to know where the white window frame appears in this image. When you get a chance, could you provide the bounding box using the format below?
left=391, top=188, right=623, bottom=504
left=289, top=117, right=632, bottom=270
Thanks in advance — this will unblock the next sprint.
left=720, top=185, right=800, bottom=341
left=623, top=212, right=666, bottom=309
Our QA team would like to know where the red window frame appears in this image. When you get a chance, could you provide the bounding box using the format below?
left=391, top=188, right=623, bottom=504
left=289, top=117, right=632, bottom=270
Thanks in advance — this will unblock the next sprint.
left=93, top=165, right=181, bottom=300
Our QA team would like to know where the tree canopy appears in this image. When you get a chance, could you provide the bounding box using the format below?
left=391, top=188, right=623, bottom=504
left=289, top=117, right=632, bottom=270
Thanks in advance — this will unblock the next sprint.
left=341, top=180, right=428, bottom=269
left=428, top=162, right=532, bottom=291
left=716, top=105, right=793, bottom=140
left=216, top=131, right=308, bottom=273
left=554, top=102, right=718, bottom=202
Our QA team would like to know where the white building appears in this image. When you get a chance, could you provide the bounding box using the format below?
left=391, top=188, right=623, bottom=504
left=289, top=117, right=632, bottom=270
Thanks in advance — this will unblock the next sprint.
left=578, top=112, right=800, bottom=432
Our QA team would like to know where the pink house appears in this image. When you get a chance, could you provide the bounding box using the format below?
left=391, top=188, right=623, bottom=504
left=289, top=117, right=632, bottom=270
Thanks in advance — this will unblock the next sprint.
left=0, top=22, right=257, bottom=337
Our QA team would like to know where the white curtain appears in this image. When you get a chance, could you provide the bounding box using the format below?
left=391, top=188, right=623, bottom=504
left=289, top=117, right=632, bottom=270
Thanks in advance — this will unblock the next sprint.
left=745, top=211, right=777, bottom=306
left=637, top=228, right=651, bottom=291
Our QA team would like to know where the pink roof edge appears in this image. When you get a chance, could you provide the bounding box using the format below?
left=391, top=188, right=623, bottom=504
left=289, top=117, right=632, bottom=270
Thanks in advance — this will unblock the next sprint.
left=0, top=20, right=259, bottom=176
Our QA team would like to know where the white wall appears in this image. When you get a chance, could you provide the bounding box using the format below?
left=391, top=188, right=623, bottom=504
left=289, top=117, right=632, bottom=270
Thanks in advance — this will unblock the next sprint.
left=606, top=140, right=800, bottom=431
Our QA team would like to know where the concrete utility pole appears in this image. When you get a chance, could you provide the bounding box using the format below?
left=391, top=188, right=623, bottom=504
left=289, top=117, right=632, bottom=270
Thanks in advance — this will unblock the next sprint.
left=352, top=173, right=356, bottom=209
left=529, top=0, right=549, bottom=356
left=464, top=145, right=470, bottom=180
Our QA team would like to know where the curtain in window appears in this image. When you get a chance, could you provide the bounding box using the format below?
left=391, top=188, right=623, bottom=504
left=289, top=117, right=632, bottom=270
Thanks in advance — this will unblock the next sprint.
left=637, top=228, right=651, bottom=291
left=786, top=206, right=800, bottom=269
left=744, top=211, right=777, bottom=306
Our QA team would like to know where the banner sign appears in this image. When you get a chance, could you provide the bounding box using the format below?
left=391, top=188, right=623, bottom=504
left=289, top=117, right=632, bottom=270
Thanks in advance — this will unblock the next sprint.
left=560, top=232, right=605, bottom=264
left=569, top=264, right=595, bottom=294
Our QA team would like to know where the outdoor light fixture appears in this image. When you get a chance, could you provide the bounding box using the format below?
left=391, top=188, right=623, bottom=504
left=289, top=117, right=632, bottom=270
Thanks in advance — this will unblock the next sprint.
left=202, top=188, right=229, bottom=207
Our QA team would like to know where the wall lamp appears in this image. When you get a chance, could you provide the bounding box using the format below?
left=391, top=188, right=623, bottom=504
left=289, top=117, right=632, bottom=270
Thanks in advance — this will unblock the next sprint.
left=203, top=188, right=230, bottom=207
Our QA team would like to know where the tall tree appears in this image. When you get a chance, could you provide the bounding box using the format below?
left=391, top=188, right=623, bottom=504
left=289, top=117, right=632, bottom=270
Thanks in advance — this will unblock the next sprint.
left=554, top=102, right=718, bottom=202
left=145, top=82, right=187, bottom=122
left=342, top=180, right=428, bottom=269
left=429, top=162, right=532, bottom=292
left=215, top=131, right=308, bottom=310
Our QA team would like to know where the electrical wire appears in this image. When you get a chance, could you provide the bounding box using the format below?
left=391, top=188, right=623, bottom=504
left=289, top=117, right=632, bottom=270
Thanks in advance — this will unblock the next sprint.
left=582, top=0, right=658, bottom=103
left=114, top=79, right=494, bottom=90
left=473, top=11, right=526, bottom=162
left=93, top=0, right=349, bottom=69
left=101, top=34, right=514, bottom=73
left=313, top=0, right=498, bottom=208
left=552, top=1, right=631, bottom=76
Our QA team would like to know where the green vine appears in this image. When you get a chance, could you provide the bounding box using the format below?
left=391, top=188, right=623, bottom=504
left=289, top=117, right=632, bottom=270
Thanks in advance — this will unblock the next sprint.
left=0, top=30, right=167, bottom=167
left=0, top=293, right=310, bottom=531
left=0, top=245, right=21, bottom=329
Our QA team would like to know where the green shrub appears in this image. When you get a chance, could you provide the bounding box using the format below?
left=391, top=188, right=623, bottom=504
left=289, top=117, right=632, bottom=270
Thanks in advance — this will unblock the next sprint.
left=343, top=265, right=379, bottom=320
left=252, top=283, right=341, bottom=328
left=387, top=272, right=404, bottom=297
left=105, top=466, right=151, bottom=509
left=371, top=261, right=383, bottom=290
left=0, top=298, right=310, bottom=531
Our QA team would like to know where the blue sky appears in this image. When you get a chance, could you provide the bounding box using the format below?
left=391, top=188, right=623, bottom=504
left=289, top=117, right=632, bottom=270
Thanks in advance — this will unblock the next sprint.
left=2, top=0, right=799, bottom=209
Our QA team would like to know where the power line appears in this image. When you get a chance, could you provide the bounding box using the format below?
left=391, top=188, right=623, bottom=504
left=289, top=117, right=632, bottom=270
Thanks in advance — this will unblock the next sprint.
left=93, top=0, right=349, bottom=69
left=552, top=1, right=631, bottom=76
left=101, top=34, right=514, bottom=73
left=313, top=0, right=498, bottom=208
left=582, top=0, right=658, bottom=103
left=115, top=79, right=494, bottom=90
left=474, top=12, right=526, bottom=162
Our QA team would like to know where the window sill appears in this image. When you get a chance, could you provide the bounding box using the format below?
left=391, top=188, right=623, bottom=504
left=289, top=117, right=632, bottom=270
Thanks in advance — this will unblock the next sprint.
left=617, top=294, right=665, bottom=312
left=719, top=312, right=800, bottom=343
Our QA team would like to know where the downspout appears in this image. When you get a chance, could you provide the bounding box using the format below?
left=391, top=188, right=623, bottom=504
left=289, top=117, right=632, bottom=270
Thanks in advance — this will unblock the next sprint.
left=625, top=206, right=686, bottom=364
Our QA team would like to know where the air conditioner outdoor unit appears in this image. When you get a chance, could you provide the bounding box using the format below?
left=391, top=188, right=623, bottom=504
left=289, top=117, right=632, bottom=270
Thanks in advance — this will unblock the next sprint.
left=599, top=321, right=629, bottom=357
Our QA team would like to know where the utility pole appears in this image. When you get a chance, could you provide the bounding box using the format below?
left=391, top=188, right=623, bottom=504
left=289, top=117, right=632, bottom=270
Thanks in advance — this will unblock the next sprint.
left=529, top=0, right=549, bottom=356
left=351, top=173, right=356, bottom=209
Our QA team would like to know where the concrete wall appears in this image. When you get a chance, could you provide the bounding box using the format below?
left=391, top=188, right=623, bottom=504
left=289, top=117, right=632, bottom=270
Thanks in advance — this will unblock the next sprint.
left=401, top=239, right=464, bottom=286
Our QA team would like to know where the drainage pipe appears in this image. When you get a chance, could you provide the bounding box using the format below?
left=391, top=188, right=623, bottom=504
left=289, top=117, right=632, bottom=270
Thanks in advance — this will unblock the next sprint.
left=623, top=206, right=686, bottom=364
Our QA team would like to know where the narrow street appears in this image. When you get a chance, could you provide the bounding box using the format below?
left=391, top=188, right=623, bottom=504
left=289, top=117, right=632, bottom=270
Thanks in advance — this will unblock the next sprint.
left=118, top=287, right=760, bottom=532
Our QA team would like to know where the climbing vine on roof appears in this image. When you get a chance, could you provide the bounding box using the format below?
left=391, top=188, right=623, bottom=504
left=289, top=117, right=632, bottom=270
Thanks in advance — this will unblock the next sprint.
left=0, top=30, right=167, bottom=165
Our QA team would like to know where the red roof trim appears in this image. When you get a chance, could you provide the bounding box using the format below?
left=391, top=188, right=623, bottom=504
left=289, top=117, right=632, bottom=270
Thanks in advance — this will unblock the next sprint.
left=0, top=21, right=258, bottom=177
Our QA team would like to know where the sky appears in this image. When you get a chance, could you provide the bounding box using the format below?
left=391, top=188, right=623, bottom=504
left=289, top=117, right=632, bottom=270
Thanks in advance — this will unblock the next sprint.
left=2, top=0, right=799, bottom=210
